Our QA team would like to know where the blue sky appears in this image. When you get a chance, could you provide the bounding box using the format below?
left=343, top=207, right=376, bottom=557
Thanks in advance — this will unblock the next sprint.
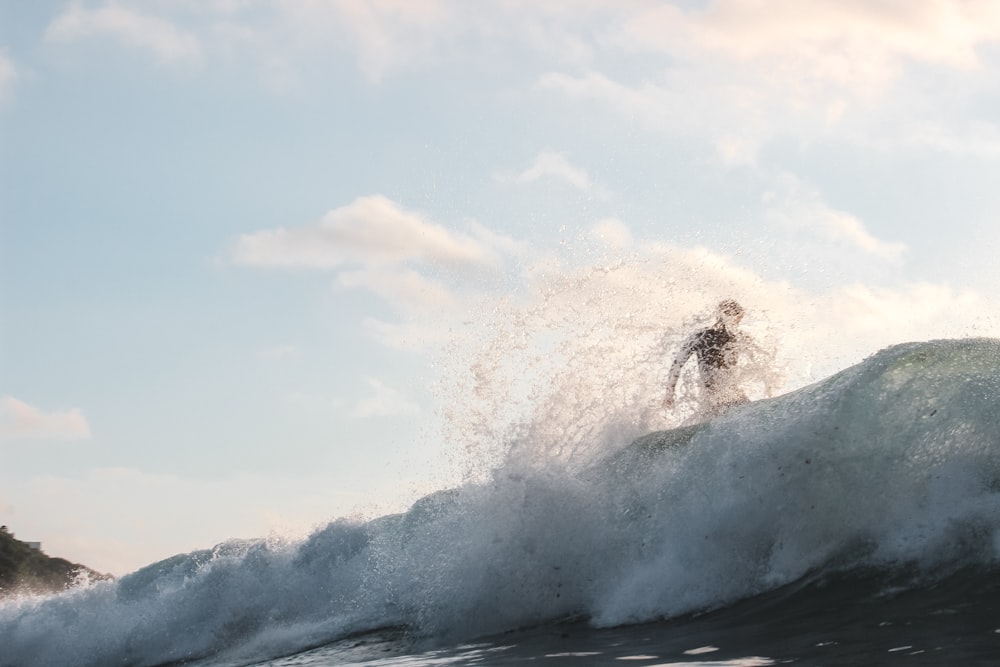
left=3, top=0, right=1000, bottom=575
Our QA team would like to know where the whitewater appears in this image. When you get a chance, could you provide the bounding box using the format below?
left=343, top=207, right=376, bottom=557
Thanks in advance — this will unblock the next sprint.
left=2, top=337, right=1000, bottom=665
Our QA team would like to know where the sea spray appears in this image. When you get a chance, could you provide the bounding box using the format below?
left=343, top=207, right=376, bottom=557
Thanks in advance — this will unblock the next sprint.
left=3, top=340, right=1000, bottom=666
left=437, top=253, right=784, bottom=479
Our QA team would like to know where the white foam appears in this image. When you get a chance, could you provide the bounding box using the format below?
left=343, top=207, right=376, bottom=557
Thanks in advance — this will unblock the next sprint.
left=3, top=339, right=1000, bottom=667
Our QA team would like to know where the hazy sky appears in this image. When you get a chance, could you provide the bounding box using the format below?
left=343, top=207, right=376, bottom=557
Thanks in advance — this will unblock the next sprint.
left=4, top=0, right=1000, bottom=575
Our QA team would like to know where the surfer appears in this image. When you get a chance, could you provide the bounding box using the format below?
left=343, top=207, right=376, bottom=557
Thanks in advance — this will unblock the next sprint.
left=662, top=299, right=751, bottom=415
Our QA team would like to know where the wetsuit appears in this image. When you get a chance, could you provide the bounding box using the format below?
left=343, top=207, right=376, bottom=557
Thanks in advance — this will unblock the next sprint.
left=665, top=323, right=747, bottom=413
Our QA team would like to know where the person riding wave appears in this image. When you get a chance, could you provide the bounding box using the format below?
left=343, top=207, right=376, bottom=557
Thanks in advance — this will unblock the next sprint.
left=663, top=299, right=752, bottom=416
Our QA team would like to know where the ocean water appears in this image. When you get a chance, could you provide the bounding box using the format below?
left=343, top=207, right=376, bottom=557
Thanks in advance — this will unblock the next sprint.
left=2, top=338, right=1000, bottom=666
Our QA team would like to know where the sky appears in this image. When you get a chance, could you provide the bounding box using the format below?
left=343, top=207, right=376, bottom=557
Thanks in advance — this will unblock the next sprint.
left=3, top=0, right=1000, bottom=576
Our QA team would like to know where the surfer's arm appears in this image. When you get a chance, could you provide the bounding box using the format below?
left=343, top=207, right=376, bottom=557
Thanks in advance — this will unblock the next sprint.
left=663, top=333, right=699, bottom=407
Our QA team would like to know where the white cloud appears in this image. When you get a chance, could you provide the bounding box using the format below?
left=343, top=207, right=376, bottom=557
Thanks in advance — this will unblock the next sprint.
left=266, top=0, right=618, bottom=82
left=824, top=211, right=906, bottom=262
left=336, top=267, right=458, bottom=314
left=353, top=377, right=421, bottom=418
left=614, top=1, right=1000, bottom=94
left=262, top=0, right=458, bottom=82
left=467, top=220, right=533, bottom=260
left=535, top=2, right=1000, bottom=162
left=538, top=70, right=766, bottom=162
left=900, top=120, right=1000, bottom=158
left=590, top=218, right=632, bottom=249
left=358, top=317, right=458, bottom=351
left=0, top=397, right=91, bottom=441
left=539, top=70, right=645, bottom=116
left=499, top=151, right=599, bottom=192
left=284, top=380, right=421, bottom=420
left=36, top=2, right=1000, bottom=97
left=824, top=281, right=985, bottom=335
left=45, top=3, right=202, bottom=65
left=232, top=195, right=501, bottom=271
left=0, top=50, right=17, bottom=102
left=35, top=2, right=1000, bottom=163
left=251, top=0, right=1000, bottom=142
left=763, top=173, right=907, bottom=263
left=233, top=197, right=528, bottom=347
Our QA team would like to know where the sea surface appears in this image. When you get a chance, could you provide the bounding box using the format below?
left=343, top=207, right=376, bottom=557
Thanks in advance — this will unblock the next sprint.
left=2, top=338, right=1000, bottom=666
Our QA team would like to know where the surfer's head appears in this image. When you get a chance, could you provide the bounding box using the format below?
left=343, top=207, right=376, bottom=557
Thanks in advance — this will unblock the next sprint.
left=717, top=299, right=744, bottom=326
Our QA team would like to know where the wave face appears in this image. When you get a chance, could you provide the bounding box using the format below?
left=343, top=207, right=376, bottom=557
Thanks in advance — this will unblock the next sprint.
left=2, top=339, right=1000, bottom=667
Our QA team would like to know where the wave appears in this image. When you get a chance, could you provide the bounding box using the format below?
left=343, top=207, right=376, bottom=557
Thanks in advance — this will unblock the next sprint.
left=2, top=338, right=1000, bottom=667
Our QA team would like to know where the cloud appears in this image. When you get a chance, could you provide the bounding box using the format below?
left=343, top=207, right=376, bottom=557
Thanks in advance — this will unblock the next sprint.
left=36, top=1, right=1000, bottom=163
left=467, top=220, right=534, bottom=260
left=900, top=120, right=1000, bottom=158
left=353, top=377, right=420, bottom=418
left=498, top=151, right=601, bottom=192
left=267, top=0, right=617, bottom=82
left=824, top=281, right=985, bottom=334
left=232, top=195, right=501, bottom=271
left=283, top=377, right=421, bottom=419
left=763, top=173, right=907, bottom=263
left=36, top=2, right=1000, bottom=97
left=232, top=196, right=531, bottom=345
left=590, top=218, right=632, bottom=249
left=45, top=3, right=202, bottom=65
left=538, top=70, right=762, bottom=161
left=229, top=0, right=465, bottom=83
left=0, top=397, right=91, bottom=441
left=535, top=64, right=831, bottom=166
left=357, top=317, right=459, bottom=351
left=249, top=1, right=1000, bottom=123
left=614, top=1, right=1000, bottom=93
left=0, top=50, right=17, bottom=102
left=294, top=0, right=457, bottom=82
left=537, top=2, right=1000, bottom=162
left=336, top=267, right=458, bottom=314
